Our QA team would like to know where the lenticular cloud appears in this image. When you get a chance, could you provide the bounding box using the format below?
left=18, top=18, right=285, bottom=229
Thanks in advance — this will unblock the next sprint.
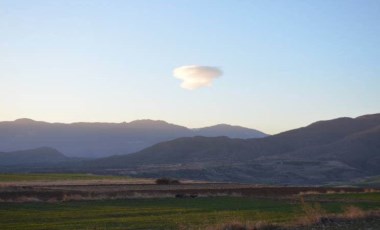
left=173, top=65, right=222, bottom=90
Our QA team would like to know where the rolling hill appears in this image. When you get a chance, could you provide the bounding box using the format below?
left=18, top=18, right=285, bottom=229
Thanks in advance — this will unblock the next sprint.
left=0, top=147, right=69, bottom=166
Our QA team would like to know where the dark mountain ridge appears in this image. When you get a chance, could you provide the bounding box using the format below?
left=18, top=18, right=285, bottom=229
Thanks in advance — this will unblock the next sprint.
left=87, top=113, right=380, bottom=184
left=255, top=115, right=380, bottom=153
left=97, top=114, right=380, bottom=166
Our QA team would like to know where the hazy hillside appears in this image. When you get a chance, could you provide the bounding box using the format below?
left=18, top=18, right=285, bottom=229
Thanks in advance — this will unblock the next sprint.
left=88, top=113, right=380, bottom=184
left=0, top=147, right=69, bottom=166
left=195, top=124, right=267, bottom=138
left=0, top=119, right=267, bottom=158
left=91, top=136, right=254, bottom=167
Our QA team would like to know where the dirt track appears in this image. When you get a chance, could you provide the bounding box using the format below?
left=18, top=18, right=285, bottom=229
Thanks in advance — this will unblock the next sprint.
left=0, top=182, right=374, bottom=202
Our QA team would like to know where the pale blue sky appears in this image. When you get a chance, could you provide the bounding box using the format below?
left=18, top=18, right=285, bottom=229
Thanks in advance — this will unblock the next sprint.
left=1, top=0, right=379, bottom=134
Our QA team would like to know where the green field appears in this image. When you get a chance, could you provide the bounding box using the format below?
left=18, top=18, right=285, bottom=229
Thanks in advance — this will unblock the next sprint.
left=0, top=194, right=379, bottom=230
left=310, top=192, right=380, bottom=202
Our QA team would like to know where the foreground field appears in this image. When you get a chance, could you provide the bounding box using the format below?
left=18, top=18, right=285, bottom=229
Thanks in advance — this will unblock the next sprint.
left=0, top=174, right=379, bottom=229
left=0, top=194, right=380, bottom=230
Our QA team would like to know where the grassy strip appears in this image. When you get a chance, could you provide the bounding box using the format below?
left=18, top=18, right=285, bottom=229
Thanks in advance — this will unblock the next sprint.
left=310, top=192, right=380, bottom=202
left=0, top=173, right=132, bottom=182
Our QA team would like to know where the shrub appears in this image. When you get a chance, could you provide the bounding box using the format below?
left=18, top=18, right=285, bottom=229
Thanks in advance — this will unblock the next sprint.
left=155, top=178, right=180, bottom=185
left=170, top=179, right=180, bottom=184
left=342, top=206, right=366, bottom=219
left=297, top=196, right=326, bottom=226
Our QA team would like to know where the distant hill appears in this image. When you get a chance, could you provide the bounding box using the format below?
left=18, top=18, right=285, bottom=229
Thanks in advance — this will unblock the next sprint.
left=0, top=147, right=69, bottom=166
left=91, top=136, right=253, bottom=167
left=195, top=124, right=267, bottom=138
left=88, top=113, right=380, bottom=185
left=0, top=119, right=267, bottom=158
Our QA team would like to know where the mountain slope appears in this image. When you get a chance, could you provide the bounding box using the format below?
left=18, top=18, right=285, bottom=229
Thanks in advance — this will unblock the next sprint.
left=248, top=114, right=380, bottom=155
left=88, top=113, right=380, bottom=184
left=282, top=124, right=380, bottom=173
left=0, top=147, right=69, bottom=166
left=94, top=114, right=380, bottom=166
left=0, top=119, right=267, bottom=158
left=90, top=136, right=254, bottom=167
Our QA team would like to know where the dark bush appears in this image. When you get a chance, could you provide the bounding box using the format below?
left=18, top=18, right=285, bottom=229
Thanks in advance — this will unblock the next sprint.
left=155, top=178, right=181, bottom=185
left=170, top=179, right=180, bottom=185
left=175, top=194, right=186, bottom=198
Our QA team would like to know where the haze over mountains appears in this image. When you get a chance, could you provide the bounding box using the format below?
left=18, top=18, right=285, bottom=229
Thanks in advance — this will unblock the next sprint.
left=0, top=119, right=267, bottom=158
left=0, top=113, right=379, bottom=185
left=0, top=147, right=71, bottom=167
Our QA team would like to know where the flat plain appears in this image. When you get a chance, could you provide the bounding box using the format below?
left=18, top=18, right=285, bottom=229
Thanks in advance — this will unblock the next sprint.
left=0, top=174, right=379, bottom=230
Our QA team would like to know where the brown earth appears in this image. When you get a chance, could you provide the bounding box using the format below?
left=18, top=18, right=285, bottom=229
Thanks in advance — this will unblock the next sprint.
left=0, top=181, right=375, bottom=202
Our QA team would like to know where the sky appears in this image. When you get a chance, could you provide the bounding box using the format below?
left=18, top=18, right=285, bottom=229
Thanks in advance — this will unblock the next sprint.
left=1, top=0, right=379, bottom=134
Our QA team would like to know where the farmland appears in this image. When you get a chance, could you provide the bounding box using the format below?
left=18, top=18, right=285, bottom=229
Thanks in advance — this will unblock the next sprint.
left=0, top=173, right=154, bottom=186
left=0, top=173, right=379, bottom=230
left=0, top=173, right=129, bottom=182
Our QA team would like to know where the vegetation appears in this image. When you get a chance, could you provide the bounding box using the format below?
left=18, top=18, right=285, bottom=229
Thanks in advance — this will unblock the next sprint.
left=0, top=193, right=379, bottom=230
left=155, top=177, right=180, bottom=185
left=0, top=173, right=131, bottom=182
left=307, top=191, right=380, bottom=202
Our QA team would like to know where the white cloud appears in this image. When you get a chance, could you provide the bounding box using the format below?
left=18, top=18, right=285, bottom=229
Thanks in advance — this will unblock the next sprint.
left=173, top=65, right=222, bottom=90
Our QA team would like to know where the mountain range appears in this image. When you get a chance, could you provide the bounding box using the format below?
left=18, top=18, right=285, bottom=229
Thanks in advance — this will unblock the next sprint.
left=0, top=114, right=379, bottom=185
left=86, top=113, right=380, bottom=184
left=0, top=119, right=267, bottom=158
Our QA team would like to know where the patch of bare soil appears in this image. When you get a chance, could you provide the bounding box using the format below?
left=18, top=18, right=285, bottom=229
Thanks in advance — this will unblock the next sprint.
left=0, top=183, right=374, bottom=202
